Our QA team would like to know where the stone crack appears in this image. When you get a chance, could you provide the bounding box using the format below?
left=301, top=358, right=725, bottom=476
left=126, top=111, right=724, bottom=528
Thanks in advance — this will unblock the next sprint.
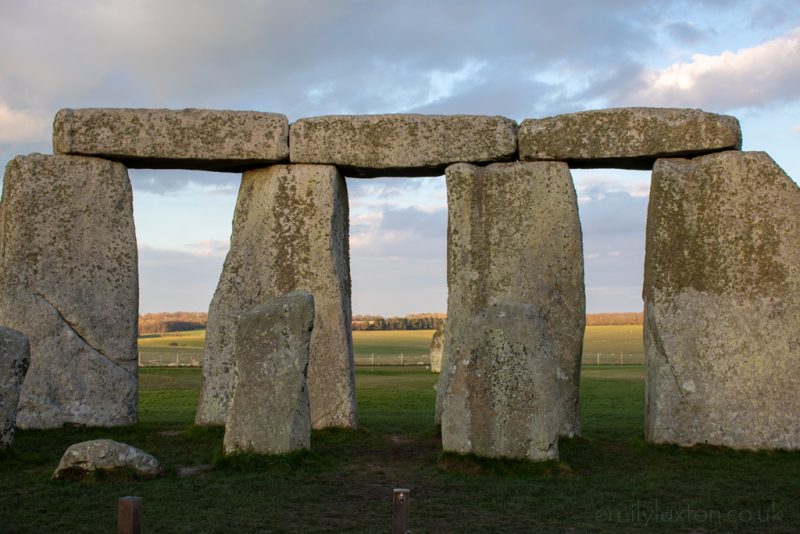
left=34, top=292, right=133, bottom=377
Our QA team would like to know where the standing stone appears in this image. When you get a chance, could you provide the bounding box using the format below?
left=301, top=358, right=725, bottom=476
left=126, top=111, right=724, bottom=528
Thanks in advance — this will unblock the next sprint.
left=223, top=290, right=315, bottom=455
left=196, top=164, right=356, bottom=429
left=290, top=114, right=518, bottom=177
left=442, top=302, right=561, bottom=460
left=519, top=108, right=741, bottom=170
left=645, top=151, right=800, bottom=450
left=53, top=108, right=289, bottom=172
left=0, top=327, right=30, bottom=448
left=429, top=320, right=445, bottom=373
left=0, top=154, right=138, bottom=429
left=437, top=162, right=585, bottom=439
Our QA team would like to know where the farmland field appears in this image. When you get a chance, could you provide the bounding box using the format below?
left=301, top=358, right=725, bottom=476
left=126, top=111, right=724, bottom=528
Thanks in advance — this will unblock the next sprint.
left=3, top=365, right=798, bottom=532
left=138, top=325, right=645, bottom=366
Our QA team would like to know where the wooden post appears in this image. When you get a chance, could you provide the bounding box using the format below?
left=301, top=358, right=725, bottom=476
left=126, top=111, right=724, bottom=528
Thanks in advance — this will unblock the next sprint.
left=118, top=496, right=142, bottom=534
left=596, top=353, right=600, bottom=365
left=392, top=488, right=410, bottom=534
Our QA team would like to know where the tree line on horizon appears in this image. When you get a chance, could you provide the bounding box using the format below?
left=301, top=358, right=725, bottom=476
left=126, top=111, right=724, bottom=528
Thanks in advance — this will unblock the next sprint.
left=140, top=311, right=643, bottom=334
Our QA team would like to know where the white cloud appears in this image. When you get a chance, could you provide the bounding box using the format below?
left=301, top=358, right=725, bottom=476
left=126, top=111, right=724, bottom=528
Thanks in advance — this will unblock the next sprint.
left=623, top=27, right=800, bottom=110
left=793, top=125, right=800, bottom=133
left=0, top=104, right=49, bottom=143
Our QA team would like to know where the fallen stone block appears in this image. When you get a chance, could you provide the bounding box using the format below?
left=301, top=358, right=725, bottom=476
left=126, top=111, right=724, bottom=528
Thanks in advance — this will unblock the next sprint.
left=0, top=154, right=138, bottom=429
left=0, top=327, right=30, bottom=448
left=223, top=290, right=315, bottom=455
left=290, top=114, right=517, bottom=177
left=519, top=107, right=741, bottom=169
left=52, top=439, right=163, bottom=480
left=645, top=150, right=800, bottom=450
left=53, top=108, right=289, bottom=172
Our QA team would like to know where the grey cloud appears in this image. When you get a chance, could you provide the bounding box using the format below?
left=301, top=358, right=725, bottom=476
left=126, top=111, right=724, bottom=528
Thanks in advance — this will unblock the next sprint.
left=665, top=21, right=712, bottom=44
left=138, top=245, right=226, bottom=312
left=129, top=169, right=241, bottom=195
left=578, top=189, right=649, bottom=236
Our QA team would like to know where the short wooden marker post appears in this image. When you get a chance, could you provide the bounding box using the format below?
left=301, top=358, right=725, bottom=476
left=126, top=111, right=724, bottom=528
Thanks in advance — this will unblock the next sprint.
left=392, top=488, right=410, bottom=534
left=118, top=496, right=142, bottom=534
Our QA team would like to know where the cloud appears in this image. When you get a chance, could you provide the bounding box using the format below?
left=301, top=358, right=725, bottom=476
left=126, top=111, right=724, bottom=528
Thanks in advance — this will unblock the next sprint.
left=138, top=245, right=227, bottom=312
left=793, top=125, right=800, bottom=133
left=0, top=104, right=50, bottom=143
left=129, top=169, right=241, bottom=195
left=616, top=27, right=800, bottom=110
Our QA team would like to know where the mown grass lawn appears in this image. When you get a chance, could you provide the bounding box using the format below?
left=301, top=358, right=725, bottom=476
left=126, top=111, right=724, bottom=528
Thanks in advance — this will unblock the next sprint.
left=1, top=365, right=797, bottom=532
left=138, top=326, right=647, bottom=366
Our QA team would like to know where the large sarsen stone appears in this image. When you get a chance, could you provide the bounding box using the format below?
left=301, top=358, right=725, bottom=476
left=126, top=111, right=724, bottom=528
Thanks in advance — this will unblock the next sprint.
left=437, top=162, right=585, bottom=439
left=644, top=151, right=800, bottom=450
left=442, top=302, right=561, bottom=461
left=223, top=290, right=315, bottom=455
left=519, top=108, right=741, bottom=169
left=196, top=164, right=356, bottom=429
left=290, top=114, right=517, bottom=177
left=0, top=154, right=138, bottom=429
left=0, top=327, right=30, bottom=448
left=53, top=108, right=289, bottom=172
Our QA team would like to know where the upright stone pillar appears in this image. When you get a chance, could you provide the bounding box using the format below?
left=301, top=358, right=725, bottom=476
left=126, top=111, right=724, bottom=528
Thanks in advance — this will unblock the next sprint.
left=0, top=326, right=30, bottom=448
left=196, top=164, right=356, bottom=429
left=437, top=162, right=585, bottom=455
left=645, top=151, right=800, bottom=450
left=223, top=290, right=315, bottom=455
left=0, top=154, right=139, bottom=428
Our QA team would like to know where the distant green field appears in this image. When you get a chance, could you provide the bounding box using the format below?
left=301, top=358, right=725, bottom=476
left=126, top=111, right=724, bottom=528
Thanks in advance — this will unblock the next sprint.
left=138, top=325, right=644, bottom=366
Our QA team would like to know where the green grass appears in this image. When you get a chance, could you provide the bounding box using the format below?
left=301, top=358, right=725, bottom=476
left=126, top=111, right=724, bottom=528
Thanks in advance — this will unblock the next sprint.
left=2, top=366, right=798, bottom=532
left=139, top=326, right=646, bottom=366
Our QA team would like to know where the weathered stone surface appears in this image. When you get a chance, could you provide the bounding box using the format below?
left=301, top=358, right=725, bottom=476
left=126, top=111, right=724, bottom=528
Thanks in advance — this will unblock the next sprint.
left=0, top=154, right=138, bottom=429
left=437, top=162, right=585, bottom=438
left=196, top=164, right=356, bottom=429
left=52, top=439, right=163, bottom=480
left=53, top=108, right=289, bottom=172
left=290, top=114, right=518, bottom=177
left=223, top=290, right=314, bottom=455
left=442, top=302, right=561, bottom=460
left=645, top=151, right=800, bottom=450
left=519, top=108, right=741, bottom=170
left=0, top=327, right=30, bottom=448
left=429, top=321, right=445, bottom=373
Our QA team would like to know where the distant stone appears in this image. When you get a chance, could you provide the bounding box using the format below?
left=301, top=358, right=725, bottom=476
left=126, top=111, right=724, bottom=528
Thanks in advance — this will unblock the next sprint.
left=0, top=327, right=30, bottom=448
left=290, top=114, right=517, bottom=177
left=53, top=108, right=289, bottom=172
left=442, top=302, right=560, bottom=461
left=437, top=162, right=585, bottom=439
left=429, top=321, right=445, bottom=373
left=196, top=164, right=356, bottom=429
left=645, top=150, right=800, bottom=450
left=0, top=154, right=138, bottom=429
left=52, top=439, right=163, bottom=480
left=223, top=290, right=315, bottom=455
left=519, top=107, right=741, bottom=170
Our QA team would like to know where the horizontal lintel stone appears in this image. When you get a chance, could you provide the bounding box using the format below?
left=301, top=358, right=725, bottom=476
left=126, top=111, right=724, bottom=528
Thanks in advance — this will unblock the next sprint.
left=519, top=107, right=742, bottom=170
left=289, top=114, right=518, bottom=177
left=53, top=108, right=289, bottom=172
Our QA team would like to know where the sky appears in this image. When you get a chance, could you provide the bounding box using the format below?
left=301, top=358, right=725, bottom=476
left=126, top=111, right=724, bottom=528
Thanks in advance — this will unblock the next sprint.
left=1, top=0, right=798, bottom=315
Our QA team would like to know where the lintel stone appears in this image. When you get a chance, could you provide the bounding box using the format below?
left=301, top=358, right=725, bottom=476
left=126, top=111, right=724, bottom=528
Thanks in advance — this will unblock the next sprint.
left=519, top=107, right=741, bottom=170
left=290, top=114, right=518, bottom=177
left=53, top=108, right=289, bottom=172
